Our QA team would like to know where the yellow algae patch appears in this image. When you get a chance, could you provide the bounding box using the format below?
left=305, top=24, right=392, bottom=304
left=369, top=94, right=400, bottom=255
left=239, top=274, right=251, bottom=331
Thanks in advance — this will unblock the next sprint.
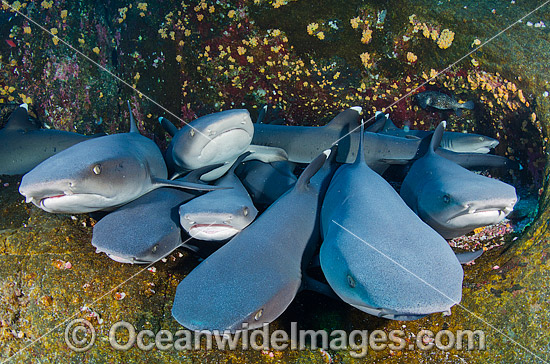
left=307, top=22, right=319, bottom=35
left=350, top=16, right=360, bottom=29
left=406, top=52, right=417, bottom=63
left=361, top=28, right=372, bottom=44
left=437, top=29, right=455, bottom=49
left=360, top=52, right=372, bottom=68
left=41, top=0, right=53, bottom=9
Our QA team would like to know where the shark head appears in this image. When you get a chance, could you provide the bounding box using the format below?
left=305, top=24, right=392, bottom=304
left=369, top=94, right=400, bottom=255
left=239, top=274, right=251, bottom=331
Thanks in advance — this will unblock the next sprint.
left=94, top=226, right=181, bottom=264
left=19, top=135, right=155, bottom=213
left=170, top=109, right=254, bottom=170
left=172, top=256, right=300, bottom=333
left=440, top=133, right=499, bottom=154
left=416, top=174, right=517, bottom=239
left=179, top=205, right=257, bottom=241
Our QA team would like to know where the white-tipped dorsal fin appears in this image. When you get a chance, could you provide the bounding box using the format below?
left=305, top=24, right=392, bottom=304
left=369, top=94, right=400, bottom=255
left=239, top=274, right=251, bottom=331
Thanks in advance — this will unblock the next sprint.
left=127, top=101, right=139, bottom=133
left=429, top=121, right=446, bottom=153
left=4, top=104, right=35, bottom=131
left=325, top=107, right=362, bottom=129
left=158, top=117, right=179, bottom=137
left=382, top=116, right=399, bottom=131
left=353, top=119, right=366, bottom=165
left=296, top=149, right=330, bottom=191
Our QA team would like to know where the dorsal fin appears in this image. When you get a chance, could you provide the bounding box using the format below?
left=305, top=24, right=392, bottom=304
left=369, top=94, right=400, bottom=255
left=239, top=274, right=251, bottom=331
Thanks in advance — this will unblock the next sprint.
left=325, top=107, right=362, bottom=130
left=127, top=101, right=138, bottom=133
left=296, top=149, right=331, bottom=191
left=353, top=119, right=366, bottom=165
left=228, top=151, right=252, bottom=174
left=429, top=121, right=446, bottom=154
left=382, top=116, right=399, bottom=131
left=256, top=105, right=268, bottom=124
left=159, top=117, right=179, bottom=137
left=5, top=104, right=36, bottom=131
left=366, top=111, right=386, bottom=132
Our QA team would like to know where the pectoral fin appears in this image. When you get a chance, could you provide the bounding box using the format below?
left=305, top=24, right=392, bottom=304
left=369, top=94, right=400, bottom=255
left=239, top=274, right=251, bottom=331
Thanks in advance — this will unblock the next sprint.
left=152, top=178, right=231, bottom=191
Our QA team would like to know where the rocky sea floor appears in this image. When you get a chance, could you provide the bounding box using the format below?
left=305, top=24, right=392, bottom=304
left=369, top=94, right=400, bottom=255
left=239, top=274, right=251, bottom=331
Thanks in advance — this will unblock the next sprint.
left=1, top=0, right=550, bottom=362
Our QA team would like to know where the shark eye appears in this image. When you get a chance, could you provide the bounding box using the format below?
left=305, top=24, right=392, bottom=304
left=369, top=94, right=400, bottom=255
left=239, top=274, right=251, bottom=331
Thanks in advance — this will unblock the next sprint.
left=254, top=309, right=263, bottom=321
left=243, top=207, right=249, bottom=216
left=347, top=274, right=356, bottom=288
left=443, top=194, right=451, bottom=204
left=189, top=129, right=195, bottom=137
left=92, top=164, right=102, bottom=175
left=152, top=244, right=158, bottom=253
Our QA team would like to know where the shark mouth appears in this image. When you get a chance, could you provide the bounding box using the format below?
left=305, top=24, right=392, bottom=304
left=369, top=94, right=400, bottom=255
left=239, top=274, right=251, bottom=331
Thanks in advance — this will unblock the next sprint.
left=188, top=224, right=240, bottom=241
left=105, top=254, right=151, bottom=264
left=447, top=206, right=512, bottom=226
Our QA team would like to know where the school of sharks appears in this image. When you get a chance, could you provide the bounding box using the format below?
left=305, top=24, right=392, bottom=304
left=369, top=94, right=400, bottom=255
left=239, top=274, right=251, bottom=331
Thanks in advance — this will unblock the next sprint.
left=0, top=92, right=518, bottom=333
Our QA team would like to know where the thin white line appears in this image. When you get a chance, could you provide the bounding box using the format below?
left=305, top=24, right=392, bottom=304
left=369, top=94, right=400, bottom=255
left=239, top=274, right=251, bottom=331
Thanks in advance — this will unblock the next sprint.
left=1, top=230, right=202, bottom=363
left=0, top=0, right=213, bottom=141
left=332, top=220, right=549, bottom=363
left=332, top=0, right=550, bottom=146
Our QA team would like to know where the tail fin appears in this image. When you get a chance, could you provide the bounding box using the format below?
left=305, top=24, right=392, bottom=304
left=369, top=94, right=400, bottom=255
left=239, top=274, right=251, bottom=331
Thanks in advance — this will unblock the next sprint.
left=460, top=100, right=475, bottom=110
left=429, top=121, right=446, bottom=153
left=128, top=101, right=138, bottom=133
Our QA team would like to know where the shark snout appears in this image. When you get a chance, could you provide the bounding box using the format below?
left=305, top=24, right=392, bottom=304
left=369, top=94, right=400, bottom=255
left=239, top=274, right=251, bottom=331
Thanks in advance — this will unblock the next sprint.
left=19, top=178, right=76, bottom=203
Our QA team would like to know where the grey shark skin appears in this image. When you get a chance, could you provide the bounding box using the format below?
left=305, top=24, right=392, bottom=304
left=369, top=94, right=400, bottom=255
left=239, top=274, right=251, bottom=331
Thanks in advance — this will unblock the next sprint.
left=91, top=165, right=220, bottom=263
left=320, top=123, right=464, bottom=320
left=251, top=107, right=362, bottom=164
left=236, top=160, right=297, bottom=209
left=19, top=102, right=223, bottom=214
left=172, top=150, right=333, bottom=332
left=377, top=114, right=499, bottom=153
left=179, top=153, right=258, bottom=241
left=92, top=188, right=191, bottom=264
left=0, top=104, right=103, bottom=175
left=400, top=121, right=518, bottom=239
left=163, top=109, right=254, bottom=181
left=251, top=107, right=502, bottom=174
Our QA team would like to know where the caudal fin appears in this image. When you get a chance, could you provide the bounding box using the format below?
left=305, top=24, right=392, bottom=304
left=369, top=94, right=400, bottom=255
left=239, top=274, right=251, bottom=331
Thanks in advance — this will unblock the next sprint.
left=460, top=100, right=475, bottom=110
